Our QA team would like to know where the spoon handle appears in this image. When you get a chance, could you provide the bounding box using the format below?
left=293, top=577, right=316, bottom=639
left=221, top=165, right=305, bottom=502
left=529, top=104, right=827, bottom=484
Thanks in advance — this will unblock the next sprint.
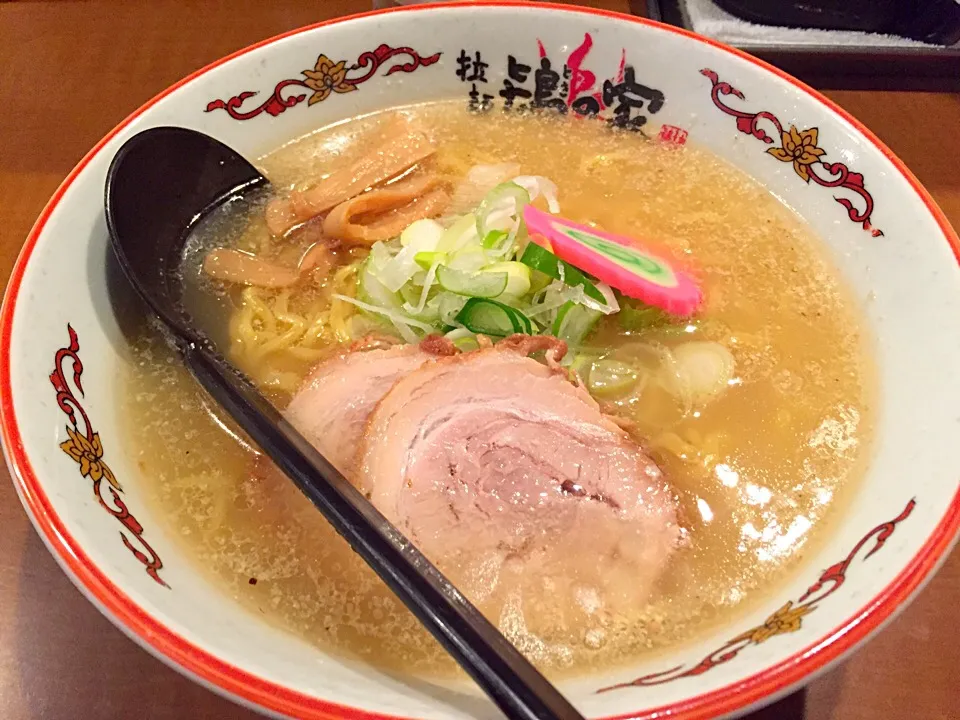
left=183, top=343, right=586, bottom=720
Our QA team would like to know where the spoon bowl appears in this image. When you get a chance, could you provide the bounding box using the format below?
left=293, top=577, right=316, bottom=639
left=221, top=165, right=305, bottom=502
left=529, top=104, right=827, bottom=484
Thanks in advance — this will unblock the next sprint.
left=106, top=127, right=268, bottom=342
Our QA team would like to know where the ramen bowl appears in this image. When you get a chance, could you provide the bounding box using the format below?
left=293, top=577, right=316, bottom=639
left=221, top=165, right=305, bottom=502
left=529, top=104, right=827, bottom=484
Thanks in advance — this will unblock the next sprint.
left=2, top=3, right=959, bottom=719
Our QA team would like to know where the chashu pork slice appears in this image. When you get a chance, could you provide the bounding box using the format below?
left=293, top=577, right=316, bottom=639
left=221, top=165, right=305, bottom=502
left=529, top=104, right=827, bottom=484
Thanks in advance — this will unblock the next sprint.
left=356, top=340, right=681, bottom=634
left=284, top=342, right=440, bottom=479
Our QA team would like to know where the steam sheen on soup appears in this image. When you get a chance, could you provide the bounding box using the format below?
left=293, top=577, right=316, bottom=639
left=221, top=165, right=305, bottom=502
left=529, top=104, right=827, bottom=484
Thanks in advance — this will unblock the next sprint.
left=121, top=102, right=874, bottom=677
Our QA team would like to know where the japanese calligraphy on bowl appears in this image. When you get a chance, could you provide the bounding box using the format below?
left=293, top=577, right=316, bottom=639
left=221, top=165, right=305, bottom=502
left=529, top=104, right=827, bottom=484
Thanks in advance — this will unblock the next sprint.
left=455, top=33, right=665, bottom=131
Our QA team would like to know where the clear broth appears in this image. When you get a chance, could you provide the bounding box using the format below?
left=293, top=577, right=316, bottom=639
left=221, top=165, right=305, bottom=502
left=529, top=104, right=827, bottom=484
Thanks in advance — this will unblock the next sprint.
left=121, top=102, right=875, bottom=677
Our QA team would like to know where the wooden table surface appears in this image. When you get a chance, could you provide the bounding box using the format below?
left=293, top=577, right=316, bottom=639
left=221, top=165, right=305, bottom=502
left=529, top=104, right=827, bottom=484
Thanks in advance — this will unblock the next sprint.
left=0, top=1, right=958, bottom=718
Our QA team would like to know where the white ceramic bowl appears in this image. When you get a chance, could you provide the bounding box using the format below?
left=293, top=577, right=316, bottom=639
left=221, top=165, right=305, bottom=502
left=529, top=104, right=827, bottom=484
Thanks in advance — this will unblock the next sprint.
left=3, top=3, right=959, bottom=719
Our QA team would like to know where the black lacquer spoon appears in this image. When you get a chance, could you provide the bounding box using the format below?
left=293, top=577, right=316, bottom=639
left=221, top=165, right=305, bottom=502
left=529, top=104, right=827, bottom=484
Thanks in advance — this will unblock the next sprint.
left=104, top=126, right=586, bottom=720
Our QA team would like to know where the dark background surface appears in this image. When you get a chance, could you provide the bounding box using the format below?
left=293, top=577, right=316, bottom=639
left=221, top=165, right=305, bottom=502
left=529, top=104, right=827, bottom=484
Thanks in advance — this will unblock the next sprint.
left=643, top=0, right=960, bottom=91
left=0, top=1, right=958, bottom=718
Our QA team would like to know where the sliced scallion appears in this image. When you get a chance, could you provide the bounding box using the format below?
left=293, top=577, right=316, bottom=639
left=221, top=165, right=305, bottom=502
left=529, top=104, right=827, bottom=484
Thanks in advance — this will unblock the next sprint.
left=476, top=182, right=530, bottom=241
left=483, top=261, right=531, bottom=297
left=357, top=258, right=402, bottom=309
left=551, top=300, right=602, bottom=347
left=456, top=297, right=533, bottom=336
left=588, top=358, right=639, bottom=397
left=437, top=265, right=508, bottom=298
left=436, top=213, right=478, bottom=253
left=414, top=251, right=447, bottom=270
left=482, top=230, right=509, bottom=249
left=437, top=292, right=469, bottom=326
left=519, top=242, right=605, bottom=303
left=617, top=294, right=671, bottom=331
left=399, top=218, right=444, bottom=249
left=444, top=327, right=481, bottom=352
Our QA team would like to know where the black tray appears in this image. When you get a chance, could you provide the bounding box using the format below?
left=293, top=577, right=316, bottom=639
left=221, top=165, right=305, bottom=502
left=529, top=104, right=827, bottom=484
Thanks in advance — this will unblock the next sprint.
left=637, top=0, right=960, bottom=91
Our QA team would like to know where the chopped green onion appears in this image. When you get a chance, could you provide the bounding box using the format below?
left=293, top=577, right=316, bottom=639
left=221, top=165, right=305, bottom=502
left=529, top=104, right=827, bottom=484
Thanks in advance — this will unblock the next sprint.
left=348, top=170, right=639, bottom=349
left=673, top=341, right=736, bottom=405
left=618, top=295, right=671, bottom=331
left=519, top=242, right=605, bottom=303
left=513, top=175, right=560, bottom=214
left=446, top=246, right=488, bottom=273
left=454, top=337, right=481, bottom=351
left=483, top=261, right=531, bottom=297
left=409, top=301, right=440, bottom=324
left=437, top=214, right=478, bottom=253
left=399, top=282, right=422, bottom=308
left=444, top=327, right=481, bottom=352
left=437, top=292, right=469, bottom=326
left=526, top=283, right=578, bottom=320
left=389, top=319, right=420, bottom=344
left=357, top=259, right=402, bottom=309
left=528, top=269, right=553, bottom=295
left=588, top=358, right=639, bottom=397
left=332, top=293, right=434, bottom=333
left=569, top=352, right=597, bottom=379
left=375, top=244, right=421, bottom=292
left=414, top=251, right=447, bottom=270
left=400, top=218, right=444, bottom=249
left=586, top=280, right=621, bottom=315
left=456, top=297, right=533, bottom=336
left=551, top=301, right=602, bottom=347
left=482, top=229, right=509, bottom=249
left=437, top=265, right=508, bottom=298
left=476, top=182, right=530, bottom=241
left=403, top=259, right=443, bottom=316
left=369, top=241, right=393, bottom=272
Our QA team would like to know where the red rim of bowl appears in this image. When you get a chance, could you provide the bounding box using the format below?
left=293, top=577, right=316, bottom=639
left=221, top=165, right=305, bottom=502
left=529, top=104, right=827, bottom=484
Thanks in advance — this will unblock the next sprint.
left=2, top=3, right=959, bottom=720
